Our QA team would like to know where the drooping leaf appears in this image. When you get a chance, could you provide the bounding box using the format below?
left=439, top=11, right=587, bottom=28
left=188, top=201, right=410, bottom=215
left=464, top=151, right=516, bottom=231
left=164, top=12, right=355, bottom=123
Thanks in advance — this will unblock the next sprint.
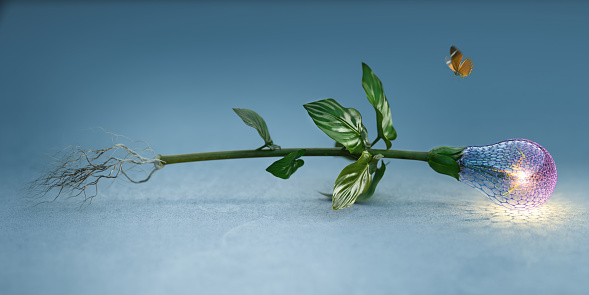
left=332, top=151, right=373, bottom=210
left=356, top=161, right=387, bottom=202
left=266, top=149, right=306, bottom=179
left=303, top=98, right=369, bottom=154
left=361, top=63, right=397, bottom=149
left=233, top=108, right=276, bottom=147
left=428, top=153, right=461, bottom=181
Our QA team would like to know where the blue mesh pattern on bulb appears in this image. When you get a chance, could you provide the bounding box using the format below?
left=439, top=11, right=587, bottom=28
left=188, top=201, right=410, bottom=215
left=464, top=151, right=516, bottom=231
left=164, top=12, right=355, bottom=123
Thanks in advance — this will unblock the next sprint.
left=458, top=139, right=557, bottom=210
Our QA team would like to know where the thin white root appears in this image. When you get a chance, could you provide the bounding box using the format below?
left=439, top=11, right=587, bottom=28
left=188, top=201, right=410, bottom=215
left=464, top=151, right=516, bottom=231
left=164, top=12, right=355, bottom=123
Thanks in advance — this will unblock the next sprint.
left=27, top=133, right=163, bottom=207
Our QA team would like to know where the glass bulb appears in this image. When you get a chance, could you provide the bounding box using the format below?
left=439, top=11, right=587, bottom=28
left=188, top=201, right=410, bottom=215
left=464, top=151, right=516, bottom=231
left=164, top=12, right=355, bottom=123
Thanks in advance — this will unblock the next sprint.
left=458, top=139, right=557, bottom=210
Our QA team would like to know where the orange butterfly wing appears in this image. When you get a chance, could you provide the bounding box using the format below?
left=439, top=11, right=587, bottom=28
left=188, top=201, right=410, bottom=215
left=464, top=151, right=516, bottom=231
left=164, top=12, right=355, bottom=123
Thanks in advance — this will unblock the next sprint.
left=450, top=46, right=463, bottom=73
left=458, top=58, right=473, bottom=77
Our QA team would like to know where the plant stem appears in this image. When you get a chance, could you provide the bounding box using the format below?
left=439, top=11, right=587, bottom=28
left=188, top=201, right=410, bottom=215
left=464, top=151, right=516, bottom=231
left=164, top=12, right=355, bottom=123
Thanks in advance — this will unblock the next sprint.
left=158, top=148, right=429, bottom=166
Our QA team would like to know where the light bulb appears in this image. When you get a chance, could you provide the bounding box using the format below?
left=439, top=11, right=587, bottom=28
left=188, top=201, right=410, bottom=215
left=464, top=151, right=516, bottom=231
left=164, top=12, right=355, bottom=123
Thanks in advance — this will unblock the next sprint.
left=458, top=139, right=557, bottom=210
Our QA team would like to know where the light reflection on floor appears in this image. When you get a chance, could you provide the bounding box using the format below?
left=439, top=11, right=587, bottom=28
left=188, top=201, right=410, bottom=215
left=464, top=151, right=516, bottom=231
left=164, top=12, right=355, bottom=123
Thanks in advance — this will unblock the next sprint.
left=461, top=191, right=586, bottom=229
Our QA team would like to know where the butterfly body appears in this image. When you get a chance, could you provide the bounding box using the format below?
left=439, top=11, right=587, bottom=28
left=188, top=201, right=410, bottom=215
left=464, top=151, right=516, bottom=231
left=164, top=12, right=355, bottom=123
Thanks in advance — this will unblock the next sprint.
left=445, top=46, right=473, bottom=78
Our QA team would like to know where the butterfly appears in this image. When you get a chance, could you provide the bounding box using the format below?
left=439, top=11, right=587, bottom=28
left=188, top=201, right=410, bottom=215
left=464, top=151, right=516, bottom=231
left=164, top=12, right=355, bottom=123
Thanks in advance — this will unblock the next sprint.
left=445, top=46, right=473, bottom=78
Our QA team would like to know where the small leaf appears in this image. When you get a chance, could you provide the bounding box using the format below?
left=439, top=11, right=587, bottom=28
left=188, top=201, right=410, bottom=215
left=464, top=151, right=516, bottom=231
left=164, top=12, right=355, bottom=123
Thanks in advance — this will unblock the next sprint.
left=428, top=153, right=461, bottom=181
left=319, top=192, right=333, bottom=199
left=356, top=161, right=387, bottom=202
left=303, top=98, right=369, bottom=154
left=266, top=149, right=306, bottom=179
left=233, top=108, right=275, bottom=147
left=361, top=63, right=397, bottom=149
left=332, top=151, right=373, bottom=210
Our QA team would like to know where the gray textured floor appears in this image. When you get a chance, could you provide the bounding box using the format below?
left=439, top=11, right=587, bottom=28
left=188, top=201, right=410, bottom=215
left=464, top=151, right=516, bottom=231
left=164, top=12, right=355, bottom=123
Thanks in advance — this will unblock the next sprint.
left=1, top=160, right=587, bottom=295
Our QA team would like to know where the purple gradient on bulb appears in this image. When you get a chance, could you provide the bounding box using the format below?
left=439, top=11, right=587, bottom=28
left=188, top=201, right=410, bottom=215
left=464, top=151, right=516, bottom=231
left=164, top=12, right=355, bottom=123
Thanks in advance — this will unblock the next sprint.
left=458, top=139, right=557, bottom=210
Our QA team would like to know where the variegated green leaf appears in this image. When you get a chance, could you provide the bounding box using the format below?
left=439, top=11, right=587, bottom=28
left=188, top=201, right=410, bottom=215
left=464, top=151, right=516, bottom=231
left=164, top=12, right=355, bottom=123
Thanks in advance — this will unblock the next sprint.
left=303, top=98, right=369, bottom=154
left=266, top=149, right=305, bottom=179
left=233, top=108, right=276, bottom=147
left=361, top=63, right=397, bottom=149
left=332, top=151, right=373, bottom=210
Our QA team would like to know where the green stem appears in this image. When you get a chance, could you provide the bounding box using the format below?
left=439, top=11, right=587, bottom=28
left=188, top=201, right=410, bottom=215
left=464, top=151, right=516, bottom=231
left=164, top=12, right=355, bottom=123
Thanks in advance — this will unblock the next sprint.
left=158, top=148, right=429, bottom=166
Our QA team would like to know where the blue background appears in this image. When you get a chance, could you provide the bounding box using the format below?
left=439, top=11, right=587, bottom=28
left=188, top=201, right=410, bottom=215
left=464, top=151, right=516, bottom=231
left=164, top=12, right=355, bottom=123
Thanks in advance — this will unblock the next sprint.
left=1, top=1, right=588, bottom=294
